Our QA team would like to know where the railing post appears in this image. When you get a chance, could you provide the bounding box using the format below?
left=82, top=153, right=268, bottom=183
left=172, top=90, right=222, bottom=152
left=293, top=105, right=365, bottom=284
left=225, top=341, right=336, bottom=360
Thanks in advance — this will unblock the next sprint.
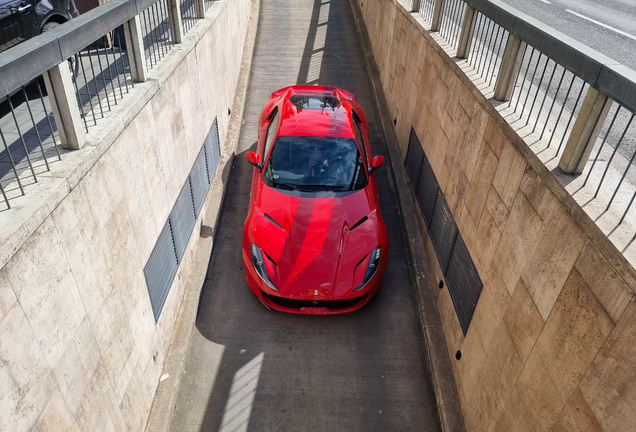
left=123, top=15, right=148, bottom=82
left=43, top=61, right=86, bottom=150
left=493, top=35, right=526, bottom=101
left=456, top=5, right=477, bottom=58
left=558, top=87, right=613, bottom=174
left=168, top=0, right=184, bottom=43
left=431, top=0, right=446, bottom=32
left=412, top=0, right=422, bottom=12
left=195, top=0, right=205, bottom=18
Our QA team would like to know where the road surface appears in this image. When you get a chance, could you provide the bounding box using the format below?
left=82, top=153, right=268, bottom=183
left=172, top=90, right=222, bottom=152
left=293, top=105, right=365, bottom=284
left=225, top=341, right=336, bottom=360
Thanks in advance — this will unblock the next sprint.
left=498, top=0, right=636, bottom=71
left=168, top=0, right=442, bottom=431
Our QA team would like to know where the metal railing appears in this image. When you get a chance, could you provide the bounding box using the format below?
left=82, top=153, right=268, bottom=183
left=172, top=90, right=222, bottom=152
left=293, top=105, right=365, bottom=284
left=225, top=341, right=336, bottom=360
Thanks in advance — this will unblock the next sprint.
left=140, top=0, right=175, bottom=69
left=0, top=81, right=62, bottom=209
left=204, top=0, right=215, bottom=12
left=412, top=0, right=436, bottom=26
left=438, top=0, right=466, bottom=50
left=180, top=0, right=199, bottom=33
left=505, top=49, right=588, bottom=152
left=0, top=0, right=217, bottom=210
left=74, top=30, right=135, bottom=132
left=465, top=11, right=509, bottom=89
left=581, top=98, right=636, bottom=224
left=406, top=0, right=636, bottom=242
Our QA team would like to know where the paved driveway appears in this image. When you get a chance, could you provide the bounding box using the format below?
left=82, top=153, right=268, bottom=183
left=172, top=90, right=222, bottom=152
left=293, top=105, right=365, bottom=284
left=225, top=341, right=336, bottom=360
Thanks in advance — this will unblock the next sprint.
left=169, top=0, right=442, bottom=430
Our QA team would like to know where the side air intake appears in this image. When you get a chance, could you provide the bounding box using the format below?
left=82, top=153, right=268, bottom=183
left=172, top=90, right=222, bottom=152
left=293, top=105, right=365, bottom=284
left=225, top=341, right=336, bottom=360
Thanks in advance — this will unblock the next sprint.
left=264, top=213, right=283, bottom=229
left=350, top=216, right=368, bottom=231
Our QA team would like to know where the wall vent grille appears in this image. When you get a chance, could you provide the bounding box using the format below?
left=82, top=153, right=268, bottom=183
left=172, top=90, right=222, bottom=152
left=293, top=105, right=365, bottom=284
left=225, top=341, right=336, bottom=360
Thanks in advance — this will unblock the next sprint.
left=204, top=117, right=221, bottom=182
left=143, top=117, right=221, bottom=321
left=170, top=179, right=197, bottom=263
left=144, top=221, right=179, bottom=321
left=191, top=146, right=211, bottom=218
left=405, top=128, right=483, bottom=335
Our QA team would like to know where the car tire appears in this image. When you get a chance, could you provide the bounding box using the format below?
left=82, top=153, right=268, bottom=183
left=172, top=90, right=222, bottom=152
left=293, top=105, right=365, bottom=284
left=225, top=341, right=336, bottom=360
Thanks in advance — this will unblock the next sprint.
left=41, top=21, right=79, bottom=81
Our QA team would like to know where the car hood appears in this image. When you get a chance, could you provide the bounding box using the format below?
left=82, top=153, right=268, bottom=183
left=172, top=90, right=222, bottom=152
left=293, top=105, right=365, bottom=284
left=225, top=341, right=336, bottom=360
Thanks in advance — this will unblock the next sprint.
left=253, top=185, right=379, bottom=298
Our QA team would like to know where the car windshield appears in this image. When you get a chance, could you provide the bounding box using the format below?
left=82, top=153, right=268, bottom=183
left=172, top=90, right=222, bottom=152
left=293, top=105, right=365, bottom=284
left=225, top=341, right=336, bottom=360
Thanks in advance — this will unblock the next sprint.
left=263, top=136, right=368, bottom=192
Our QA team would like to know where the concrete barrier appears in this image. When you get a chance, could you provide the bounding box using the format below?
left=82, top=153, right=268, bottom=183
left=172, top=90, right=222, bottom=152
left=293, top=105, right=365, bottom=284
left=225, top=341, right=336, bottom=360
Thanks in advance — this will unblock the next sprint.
left=356, top=0, right=636, bottom=430
left=0, top=0, right=251, bottom=430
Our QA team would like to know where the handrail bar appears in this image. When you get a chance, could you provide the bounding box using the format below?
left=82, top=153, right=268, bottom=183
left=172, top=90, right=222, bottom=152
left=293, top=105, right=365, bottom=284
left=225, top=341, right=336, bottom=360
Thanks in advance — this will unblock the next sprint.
left=0, top=0, right=159, bottom=99
left=462, top=0, right=633, bottom=113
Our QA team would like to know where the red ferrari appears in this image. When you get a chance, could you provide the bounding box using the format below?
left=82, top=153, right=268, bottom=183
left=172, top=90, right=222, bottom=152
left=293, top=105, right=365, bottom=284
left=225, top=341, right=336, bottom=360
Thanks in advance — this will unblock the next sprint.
left=242, top=85, right=388, bottom=314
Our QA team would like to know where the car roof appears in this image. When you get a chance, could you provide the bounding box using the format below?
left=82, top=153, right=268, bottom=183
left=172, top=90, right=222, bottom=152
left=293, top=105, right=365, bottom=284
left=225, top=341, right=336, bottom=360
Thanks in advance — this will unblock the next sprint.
left=276, top=87, right=357, bottom=139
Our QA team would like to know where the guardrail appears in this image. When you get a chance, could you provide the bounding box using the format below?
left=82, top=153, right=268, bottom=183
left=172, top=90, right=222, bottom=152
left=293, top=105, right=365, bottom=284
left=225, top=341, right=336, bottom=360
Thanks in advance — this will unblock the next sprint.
left=408, top=0, right=636, bottom=239
left=0, top=0, right=218, bottom=210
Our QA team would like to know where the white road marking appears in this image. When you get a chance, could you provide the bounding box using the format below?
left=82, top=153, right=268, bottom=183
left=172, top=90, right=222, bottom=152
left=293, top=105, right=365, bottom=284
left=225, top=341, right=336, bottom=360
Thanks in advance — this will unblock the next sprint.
left=566, top=9, right=636, bottom=42
left=538, top=0, right=551, bottom=4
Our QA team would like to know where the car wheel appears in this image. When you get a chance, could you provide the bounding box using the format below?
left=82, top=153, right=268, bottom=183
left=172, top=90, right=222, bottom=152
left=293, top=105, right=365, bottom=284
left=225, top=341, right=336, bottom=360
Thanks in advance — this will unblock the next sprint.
left=41, top=21, right=79, bottom=81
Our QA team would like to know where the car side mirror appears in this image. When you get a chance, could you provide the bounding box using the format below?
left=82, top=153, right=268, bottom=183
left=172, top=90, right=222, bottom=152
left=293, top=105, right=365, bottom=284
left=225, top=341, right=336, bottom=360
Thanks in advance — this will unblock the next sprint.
left=246, top=151, right=262, bottom=169
left=368, top=155, right=384, bottom=173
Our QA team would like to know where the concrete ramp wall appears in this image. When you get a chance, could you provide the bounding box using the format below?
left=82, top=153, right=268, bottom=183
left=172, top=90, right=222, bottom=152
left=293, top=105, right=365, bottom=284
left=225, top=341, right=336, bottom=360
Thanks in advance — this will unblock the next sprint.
left=0, top=0, right=251, bottom=430
left=356, top=0, right=636, bottom=430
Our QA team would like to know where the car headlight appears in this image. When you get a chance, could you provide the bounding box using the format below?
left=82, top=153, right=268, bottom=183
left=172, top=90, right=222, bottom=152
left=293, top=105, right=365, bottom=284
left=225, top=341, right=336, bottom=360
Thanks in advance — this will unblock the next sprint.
left=250, top=243, right=278, bottom=291
left=353, top=246, right=381, bottom=292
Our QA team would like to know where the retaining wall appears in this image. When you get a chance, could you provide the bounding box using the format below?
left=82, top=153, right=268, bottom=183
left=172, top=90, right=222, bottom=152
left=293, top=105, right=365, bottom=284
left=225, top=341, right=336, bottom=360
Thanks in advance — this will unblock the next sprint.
left=356, top=0, right=636, bottom=430
left=0, top=0, right=251, bottom=430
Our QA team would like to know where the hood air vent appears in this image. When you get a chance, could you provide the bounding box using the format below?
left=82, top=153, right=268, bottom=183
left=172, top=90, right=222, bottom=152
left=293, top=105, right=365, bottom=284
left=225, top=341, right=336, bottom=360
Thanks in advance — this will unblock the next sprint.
left=264, top=213, right=283, bottom=230
left=350, top=216, right=368, bottom=231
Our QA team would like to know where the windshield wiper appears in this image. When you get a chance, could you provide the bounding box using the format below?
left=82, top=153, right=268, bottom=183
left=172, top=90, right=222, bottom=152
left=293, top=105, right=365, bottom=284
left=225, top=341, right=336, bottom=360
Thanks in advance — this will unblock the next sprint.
left=271, top=179, right=298, bottom=190
left=297, top=184, right=346, bottom=191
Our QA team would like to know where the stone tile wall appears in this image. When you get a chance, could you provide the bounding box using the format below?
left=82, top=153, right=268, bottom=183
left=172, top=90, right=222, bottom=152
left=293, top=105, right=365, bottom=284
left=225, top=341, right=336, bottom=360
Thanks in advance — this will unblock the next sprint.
left=356, top=0, right=636, bottom=430
left=0, top=0, right=251, bottom=430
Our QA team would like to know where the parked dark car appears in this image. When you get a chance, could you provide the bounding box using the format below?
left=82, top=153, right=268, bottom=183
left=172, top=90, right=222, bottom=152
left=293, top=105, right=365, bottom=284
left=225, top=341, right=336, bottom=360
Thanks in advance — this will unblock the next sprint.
left=0, top=0, right=79, bottom=54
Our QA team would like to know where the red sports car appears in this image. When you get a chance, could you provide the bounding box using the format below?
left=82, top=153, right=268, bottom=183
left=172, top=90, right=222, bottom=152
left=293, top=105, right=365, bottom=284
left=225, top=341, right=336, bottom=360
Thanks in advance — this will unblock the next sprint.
left=242, top=85, right=388, bottom=314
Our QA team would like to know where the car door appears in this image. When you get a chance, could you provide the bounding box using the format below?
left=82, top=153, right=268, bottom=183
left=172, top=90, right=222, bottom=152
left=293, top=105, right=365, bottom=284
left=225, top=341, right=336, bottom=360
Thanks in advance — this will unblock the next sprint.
left=0, top=0, right=35, bottom=54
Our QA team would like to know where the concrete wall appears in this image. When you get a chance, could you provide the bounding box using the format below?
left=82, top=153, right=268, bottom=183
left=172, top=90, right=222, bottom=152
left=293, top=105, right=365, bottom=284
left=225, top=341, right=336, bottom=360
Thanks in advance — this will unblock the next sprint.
left=356, top=0, right=636, bottom=431
left=0, top=0, right=251, bottom=430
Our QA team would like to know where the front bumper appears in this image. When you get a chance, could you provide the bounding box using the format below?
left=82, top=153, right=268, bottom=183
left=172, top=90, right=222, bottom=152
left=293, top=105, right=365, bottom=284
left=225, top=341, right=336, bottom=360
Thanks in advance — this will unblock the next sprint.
left=242, top=249, right=384, bottom=314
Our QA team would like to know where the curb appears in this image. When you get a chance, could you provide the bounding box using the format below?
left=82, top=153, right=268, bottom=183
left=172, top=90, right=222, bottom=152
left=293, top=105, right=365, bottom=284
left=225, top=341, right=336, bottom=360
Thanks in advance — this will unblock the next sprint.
left=348, top=1, right=467, bottom=431
left=143, top=0, right=260, bottom=430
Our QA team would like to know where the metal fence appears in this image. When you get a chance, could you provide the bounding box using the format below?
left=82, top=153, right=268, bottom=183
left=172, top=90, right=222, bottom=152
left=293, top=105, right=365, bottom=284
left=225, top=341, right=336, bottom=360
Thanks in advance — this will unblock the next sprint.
left=404, top=0, right=636, bottom=240
left=140, top=0, right=175, bottom=69
left=0, top=0, right=216, bottom=210
left=0, top=82, right=62, bottom=209
left=74, top=30, right=135, bottom=132
left=505, top=50, right=589, bottom=152
left=438, top=0, right=466, bottom=50
left=412, top=0, right=436, bottom=26
left=465, top=11, right=509, bottom=90
left=180, top=0, right=200, bottom=34
left=204, top=0, right=216, bottom=12
left=582, top=103, right=636, bottom=224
